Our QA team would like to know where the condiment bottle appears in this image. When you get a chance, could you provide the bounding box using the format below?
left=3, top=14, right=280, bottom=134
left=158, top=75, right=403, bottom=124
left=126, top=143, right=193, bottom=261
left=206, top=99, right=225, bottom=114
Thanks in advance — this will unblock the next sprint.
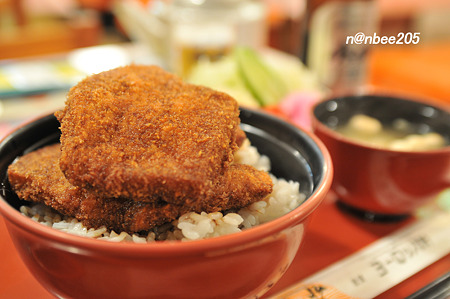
left=301, top=0, right=379, bottom=94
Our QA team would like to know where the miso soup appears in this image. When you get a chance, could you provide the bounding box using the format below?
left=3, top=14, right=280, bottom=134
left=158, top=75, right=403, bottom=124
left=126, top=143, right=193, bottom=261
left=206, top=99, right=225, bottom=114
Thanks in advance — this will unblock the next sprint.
left=336, top=114, right=447, bottom=151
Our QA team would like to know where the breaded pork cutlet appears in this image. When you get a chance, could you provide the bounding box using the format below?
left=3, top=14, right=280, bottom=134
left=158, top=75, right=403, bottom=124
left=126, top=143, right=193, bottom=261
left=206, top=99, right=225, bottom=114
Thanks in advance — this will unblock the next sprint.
left=8, top=144, right=273, bottom=233
left=7, top=144, right=181, bottom=233
left=56, top=65, right=272, bottom=207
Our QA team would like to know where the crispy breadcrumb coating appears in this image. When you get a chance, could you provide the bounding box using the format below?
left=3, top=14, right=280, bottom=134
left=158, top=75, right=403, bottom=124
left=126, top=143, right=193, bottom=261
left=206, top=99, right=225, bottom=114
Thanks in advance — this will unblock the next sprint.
left=8, top=144, right=272, bottom=233
left=9, top=65, right=274, bottom=233
left=7, top=144, right=182, bottom=232
left=56, top=65, right=271, bottom=207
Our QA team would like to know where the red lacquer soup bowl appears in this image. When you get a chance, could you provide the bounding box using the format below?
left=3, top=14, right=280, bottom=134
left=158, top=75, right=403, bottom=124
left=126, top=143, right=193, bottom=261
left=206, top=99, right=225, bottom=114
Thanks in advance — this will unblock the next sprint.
left=312, top=95, right=450, bottom=221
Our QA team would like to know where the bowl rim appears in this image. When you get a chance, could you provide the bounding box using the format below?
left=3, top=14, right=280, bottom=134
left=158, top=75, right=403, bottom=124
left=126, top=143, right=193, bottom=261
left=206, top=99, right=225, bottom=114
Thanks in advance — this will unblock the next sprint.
left=0, top=111, right=333, bottom=255
left=311, top=93, right=450, bottom=155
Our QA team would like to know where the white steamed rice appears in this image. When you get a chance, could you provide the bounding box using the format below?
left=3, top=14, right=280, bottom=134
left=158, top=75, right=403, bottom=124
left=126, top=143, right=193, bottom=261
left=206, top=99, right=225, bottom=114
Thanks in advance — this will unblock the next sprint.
left=20, top=140, right=305, bottom=242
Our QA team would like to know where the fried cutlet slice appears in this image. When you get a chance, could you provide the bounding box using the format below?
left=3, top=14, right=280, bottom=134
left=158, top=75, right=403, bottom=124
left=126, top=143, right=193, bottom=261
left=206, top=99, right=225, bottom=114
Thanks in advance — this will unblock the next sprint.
left=7, top=144, right=273, bottom=233
left=8, top=144, right=82, bottom=217
left=56, top=65, right=270, bottom=206
left=180, top=163, right=273, bottom=212
left=7, top=144, right=181, bottom=233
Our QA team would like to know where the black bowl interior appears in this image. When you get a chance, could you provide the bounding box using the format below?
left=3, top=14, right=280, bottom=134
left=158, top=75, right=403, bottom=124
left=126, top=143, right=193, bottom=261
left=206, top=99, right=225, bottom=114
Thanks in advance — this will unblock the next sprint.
left=313, top=95, right=450, bottom=143
left=0, top=108, right=326, bottom=212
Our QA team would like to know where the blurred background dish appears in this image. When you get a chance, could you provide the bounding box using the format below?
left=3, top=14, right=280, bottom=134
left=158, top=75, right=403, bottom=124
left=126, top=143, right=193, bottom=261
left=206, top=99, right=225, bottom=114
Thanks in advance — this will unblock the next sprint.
left=1, top=0, right=450, bottom=113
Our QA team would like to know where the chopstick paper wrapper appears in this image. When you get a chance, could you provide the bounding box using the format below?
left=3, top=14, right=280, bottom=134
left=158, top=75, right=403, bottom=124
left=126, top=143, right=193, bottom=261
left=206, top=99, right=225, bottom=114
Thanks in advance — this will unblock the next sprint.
left=270, top=211, right=450, bottom=299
